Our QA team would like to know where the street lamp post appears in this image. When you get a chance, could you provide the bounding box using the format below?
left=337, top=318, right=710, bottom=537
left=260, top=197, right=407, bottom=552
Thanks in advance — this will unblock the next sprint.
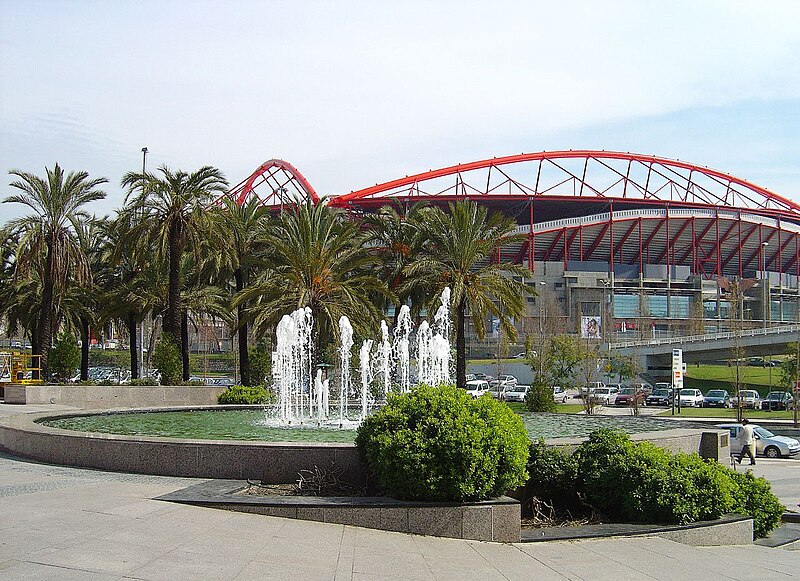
left=538, top=281, right=546, bottom=378
left=762, top=241, right=769, bottom=332
left=139, top=147, right=148, bottom=378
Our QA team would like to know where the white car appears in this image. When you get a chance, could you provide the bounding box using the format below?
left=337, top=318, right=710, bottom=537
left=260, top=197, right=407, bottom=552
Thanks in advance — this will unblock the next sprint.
left=591, top=387, right=616, bottom=405
left=463, top=380, right=490, bottom=398
left=718, top=423, right=800, bottom=458
left=678, top=388, right=704, bottom=407
left=552, top=385, right=567, bottom=404
left=497, top=374, right=518, bottom=387
left=506, top=384, right=530, bottom=403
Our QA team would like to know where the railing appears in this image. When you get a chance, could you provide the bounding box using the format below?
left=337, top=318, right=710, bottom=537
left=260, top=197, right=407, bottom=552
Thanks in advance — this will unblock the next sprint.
left=609, top=324, right=800, bottom=350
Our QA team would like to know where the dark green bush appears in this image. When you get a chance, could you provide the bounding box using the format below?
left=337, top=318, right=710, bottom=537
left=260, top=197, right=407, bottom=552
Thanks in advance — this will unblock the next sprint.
left=355, top=384, right=529, bottom=502
left=525, top=440, right=579, bottom=511
left=49, top=334, right=80, bottom=381
left=152, top=333, right=181, bottom=385
left=129, top=378, right=158, bottom=386
left=573, top=429, right=736, bottom=525
left=730, top=470, right=785, bottom=539
left=524, top=378, right=557, bottom=412
left=217, top=384, right=276, bottom=405
left=538, top=428, right=784, bottom=537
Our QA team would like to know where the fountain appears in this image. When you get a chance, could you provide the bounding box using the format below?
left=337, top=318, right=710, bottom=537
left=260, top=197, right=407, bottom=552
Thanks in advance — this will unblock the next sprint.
left=269, top=287, right=453, bottom=428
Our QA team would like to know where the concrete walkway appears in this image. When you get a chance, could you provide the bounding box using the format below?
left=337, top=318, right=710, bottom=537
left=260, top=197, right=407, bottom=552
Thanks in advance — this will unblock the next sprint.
left=1, top=404, right=798, bottom=579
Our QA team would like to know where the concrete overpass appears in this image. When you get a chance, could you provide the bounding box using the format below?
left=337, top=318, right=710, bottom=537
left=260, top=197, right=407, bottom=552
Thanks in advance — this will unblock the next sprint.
left=607, top=324, right=800, bottom=376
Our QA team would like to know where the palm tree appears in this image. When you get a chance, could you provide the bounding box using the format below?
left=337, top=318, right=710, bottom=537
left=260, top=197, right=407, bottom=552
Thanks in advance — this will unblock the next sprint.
left=121, top=166, right=228, bottom=368
left=235, top=200, right=393, bottom=352
left=3, top=164, right=107, bottom=377
left=363, top=202, right=425, bottom=322
left=403, top=200, right=532, bottom=388
left=206, top=197, right=271, bottom=385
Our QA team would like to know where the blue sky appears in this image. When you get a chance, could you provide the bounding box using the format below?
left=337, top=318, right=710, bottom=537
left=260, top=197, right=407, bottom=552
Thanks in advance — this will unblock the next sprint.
left=1, top=0, right=799, bottom=220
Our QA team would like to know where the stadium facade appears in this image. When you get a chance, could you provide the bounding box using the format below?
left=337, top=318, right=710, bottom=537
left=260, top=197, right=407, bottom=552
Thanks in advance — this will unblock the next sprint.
left=232, top=151, right=800, bottom=347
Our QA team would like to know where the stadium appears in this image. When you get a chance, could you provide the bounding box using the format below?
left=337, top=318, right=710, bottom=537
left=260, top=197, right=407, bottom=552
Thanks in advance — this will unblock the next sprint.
left=228, top=151, right=800, bottom=348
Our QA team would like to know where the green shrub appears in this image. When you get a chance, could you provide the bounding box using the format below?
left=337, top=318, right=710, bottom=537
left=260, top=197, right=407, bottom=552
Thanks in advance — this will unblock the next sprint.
left=49, top=334, right=80, bottom=381
left=248, top=340, right=272, bottom=386
left=573, top=429, right=736, bottom=525
left=217, top=384, right=276, bottom=405
left=355, top=384, right=529, bottom=502
left=730, top=470, right=785, bottom=539
left=129, top=378, right=158, bottom=386
left=152, top=333, right=181, bottom=385
left=559, top=428, right=783, bottom=537
left=525, top=440, right=579, bottom=511
left=524, top=378, right=557, bottom=412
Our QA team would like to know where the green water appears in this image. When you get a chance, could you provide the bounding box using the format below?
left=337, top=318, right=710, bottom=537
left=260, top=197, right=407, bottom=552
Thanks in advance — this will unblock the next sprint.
left=40, top=409, right=680, bottom=442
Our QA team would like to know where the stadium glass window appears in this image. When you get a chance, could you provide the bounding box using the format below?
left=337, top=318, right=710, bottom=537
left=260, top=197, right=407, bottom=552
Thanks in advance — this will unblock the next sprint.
left=613, top=294, right=638, bottom=318
left=669, top=296, right=690, bottom=318
left=580, top=301, right=600, bottom=316
left=782, top=301, right=798, bottom=322
left=771, top=300, right=781, bottom=321
left=648, top=296, right=668, bottom=318
left=703, top=301, right=717, bottom=318
left=719, top=301, right=731, bottom=319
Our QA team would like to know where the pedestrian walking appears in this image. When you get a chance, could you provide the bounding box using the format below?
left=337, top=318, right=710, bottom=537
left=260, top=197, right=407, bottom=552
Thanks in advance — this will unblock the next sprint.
left=737, top=418, right=756, bottom=465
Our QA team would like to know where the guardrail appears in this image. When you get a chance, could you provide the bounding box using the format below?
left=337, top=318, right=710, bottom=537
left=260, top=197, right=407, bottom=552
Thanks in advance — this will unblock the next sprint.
left=609, top=324, right=800, bottom=350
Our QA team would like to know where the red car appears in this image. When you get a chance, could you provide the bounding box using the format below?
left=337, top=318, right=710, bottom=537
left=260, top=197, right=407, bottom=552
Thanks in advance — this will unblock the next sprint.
left=615, top=387, right=646, bottom=406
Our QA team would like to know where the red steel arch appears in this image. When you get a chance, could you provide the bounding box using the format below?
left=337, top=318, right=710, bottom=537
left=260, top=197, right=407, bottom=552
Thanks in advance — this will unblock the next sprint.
left=229, top=159, right=319, bottom=207
left=329, top=150, right=800, bottom=219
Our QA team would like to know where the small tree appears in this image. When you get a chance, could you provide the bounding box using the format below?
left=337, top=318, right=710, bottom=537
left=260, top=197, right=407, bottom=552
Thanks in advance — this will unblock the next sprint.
left=577, top=339, right=601, bottom=415
left=152, top=332, right=182, bottom=385
left=524, top=377, right=557, bottom=412
left=49, top=333, right=80, bottom=382
left=249, top=338, right=272, bottom=386
left=539, top=334, right=581, bottom=391
left=610, top=354, right=641, bottom=384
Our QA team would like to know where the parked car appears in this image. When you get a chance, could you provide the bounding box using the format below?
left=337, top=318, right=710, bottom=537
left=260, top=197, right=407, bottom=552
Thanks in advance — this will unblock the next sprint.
left=731, top=390, right=761, bottom=409
left=497, top=374, right=518, bottom=387
left=646, top=388, right=674, bottom=406
left=464, top=379, right=490, bottom=398
left=552, top=385, right=567, bottom=404
left=615, top=387, right=646, bottom=406
left=702, top=389, right=730, bottom=408
left=212, top=378, right=236, bottom=387
left=678, top=388, right=704, bottom=407
left=718, top=423, right=800, bottom=458
left=472, top=373, right=493, bottom=382
left=487, top=380, right=507, bottom=400
left=579, top=382, right=605, bottom=398
left=761, top=391, right=795, bottom=411
left=591, top=387, right=616, bottom=405
left=505, top=384, right=530, bottom=403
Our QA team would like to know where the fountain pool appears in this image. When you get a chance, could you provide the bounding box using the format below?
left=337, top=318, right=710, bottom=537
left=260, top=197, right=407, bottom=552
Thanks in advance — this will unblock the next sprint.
left=41, top=408, right=684, bottom=442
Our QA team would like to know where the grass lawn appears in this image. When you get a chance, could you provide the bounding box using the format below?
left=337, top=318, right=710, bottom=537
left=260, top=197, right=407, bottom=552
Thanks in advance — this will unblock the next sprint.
left=654, top=407, right=797, bottom=420
left=684, top=363, right=788, bottom=393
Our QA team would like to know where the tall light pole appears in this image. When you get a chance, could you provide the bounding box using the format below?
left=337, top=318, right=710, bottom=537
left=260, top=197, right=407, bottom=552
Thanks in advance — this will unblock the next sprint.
left=762, top=241, right=769, bottom=332
left=538, top=281, right=546, bottom=378
left=139, top=147, right=148, bottom=378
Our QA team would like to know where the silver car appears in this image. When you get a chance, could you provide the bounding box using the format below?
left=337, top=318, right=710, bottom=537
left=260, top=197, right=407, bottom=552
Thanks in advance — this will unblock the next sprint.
left=718, top=423, right=800, bottom=459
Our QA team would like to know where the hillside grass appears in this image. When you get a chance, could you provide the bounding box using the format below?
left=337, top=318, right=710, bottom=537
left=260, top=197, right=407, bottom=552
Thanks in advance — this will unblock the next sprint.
left=684, top=363, right=789, bottom=396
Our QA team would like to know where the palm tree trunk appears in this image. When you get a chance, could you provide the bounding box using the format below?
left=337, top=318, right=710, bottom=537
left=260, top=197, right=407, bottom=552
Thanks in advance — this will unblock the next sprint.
left=181, top=310, right=190, bottom=381
left=127, top=312, right=139, bottom=379
left=456, top=296, right=466, bottom=389
left=80, top=317, right=90, bottom=381
left=166, top=225, right=183, bottom=351
left=235, top=268, right=250, bottom=386
left=36, top=242, right=56, bottom=380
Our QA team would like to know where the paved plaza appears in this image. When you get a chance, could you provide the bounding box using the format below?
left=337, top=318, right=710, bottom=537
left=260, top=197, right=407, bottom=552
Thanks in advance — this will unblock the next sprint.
left=0, top=404, right=798, bottom=580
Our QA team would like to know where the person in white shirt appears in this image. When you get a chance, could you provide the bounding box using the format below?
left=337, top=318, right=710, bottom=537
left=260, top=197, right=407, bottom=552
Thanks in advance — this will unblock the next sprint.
left=736, top=418, right=756, bottom=465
